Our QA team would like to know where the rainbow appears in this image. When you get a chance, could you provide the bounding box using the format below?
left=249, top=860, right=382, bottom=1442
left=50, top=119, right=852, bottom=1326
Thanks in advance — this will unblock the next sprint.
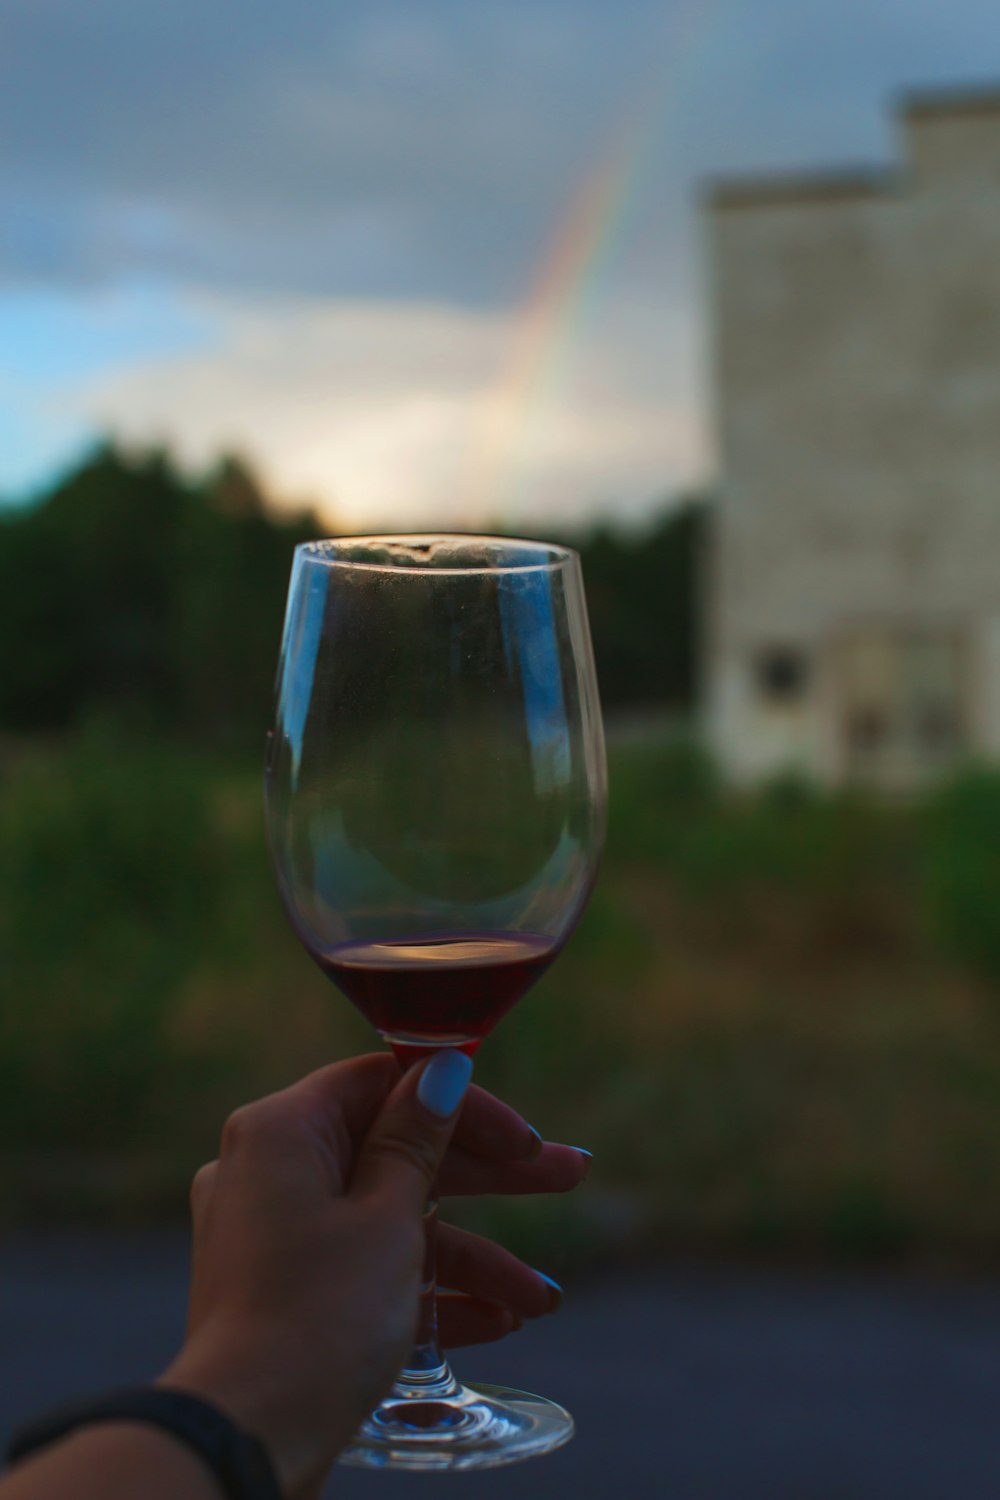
left=455, top=0, right=723, bottom=524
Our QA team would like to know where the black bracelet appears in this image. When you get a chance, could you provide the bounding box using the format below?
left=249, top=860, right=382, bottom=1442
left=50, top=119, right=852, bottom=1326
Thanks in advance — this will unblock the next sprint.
left=6, top=1386, right=282, bottom=1500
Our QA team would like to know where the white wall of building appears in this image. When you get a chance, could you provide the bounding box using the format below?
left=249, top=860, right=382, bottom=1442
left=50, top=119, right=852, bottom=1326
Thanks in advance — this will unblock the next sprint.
left=706, top=91, right=1000, bottom=786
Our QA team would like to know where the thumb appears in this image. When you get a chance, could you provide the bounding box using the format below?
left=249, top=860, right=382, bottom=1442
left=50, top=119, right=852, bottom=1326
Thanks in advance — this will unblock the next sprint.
left=349, top=1050, right=473, bottom=1215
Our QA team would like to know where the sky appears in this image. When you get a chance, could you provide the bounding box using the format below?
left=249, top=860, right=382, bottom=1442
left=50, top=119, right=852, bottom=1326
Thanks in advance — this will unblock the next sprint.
left=4, top=0, right=1000, bottom=531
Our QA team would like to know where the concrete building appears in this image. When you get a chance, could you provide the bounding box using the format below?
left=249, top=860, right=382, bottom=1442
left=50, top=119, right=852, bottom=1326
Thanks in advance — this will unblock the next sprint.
left=705, top=87, right=1000, bottom=788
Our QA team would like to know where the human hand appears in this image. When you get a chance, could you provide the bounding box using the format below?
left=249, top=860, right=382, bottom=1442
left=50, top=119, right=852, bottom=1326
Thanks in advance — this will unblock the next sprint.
left=159, top=1054, right=587, bottom=1498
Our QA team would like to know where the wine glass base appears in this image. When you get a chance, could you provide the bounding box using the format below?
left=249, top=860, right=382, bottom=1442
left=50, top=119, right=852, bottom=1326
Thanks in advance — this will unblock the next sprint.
left=338, top=1381, right=575, bottom=1471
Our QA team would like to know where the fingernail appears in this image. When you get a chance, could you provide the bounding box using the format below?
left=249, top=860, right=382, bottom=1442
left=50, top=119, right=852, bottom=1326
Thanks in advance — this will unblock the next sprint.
left=534, top=1271, right=563, bottom=1314
left=571, top=1146, right=593, bottom=1177
left=417, top=1051, right=473, bottom=1120
left=524, top=1125, right=544, bottom=1160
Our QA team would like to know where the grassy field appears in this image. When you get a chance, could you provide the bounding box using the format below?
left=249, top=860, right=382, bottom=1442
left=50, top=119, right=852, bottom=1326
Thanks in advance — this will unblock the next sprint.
left=5, top=726, right=1000, bottom=1272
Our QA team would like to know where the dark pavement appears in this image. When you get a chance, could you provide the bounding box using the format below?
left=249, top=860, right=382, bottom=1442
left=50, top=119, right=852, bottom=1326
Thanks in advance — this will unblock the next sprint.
left=1, top=1232, right=999, bottom=1498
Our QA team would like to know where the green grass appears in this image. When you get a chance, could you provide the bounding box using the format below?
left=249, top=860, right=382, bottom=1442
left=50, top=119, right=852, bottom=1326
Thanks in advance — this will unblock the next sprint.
left=5, top=727, right=1000, bottom=1269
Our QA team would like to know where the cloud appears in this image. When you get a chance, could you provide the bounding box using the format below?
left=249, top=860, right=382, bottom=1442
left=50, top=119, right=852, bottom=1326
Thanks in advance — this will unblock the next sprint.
left=62, top=292, right=705, bottom=529
left=7, top=1, right=1000, bottom=313
left=6, top=0, right=1000, bottom=301
left=5, top=0, right=1000, bottom=518
left=2, top=0, right=657, bottom=302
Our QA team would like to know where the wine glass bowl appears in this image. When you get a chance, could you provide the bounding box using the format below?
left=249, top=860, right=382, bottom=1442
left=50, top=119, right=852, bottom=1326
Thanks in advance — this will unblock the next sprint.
left=265, top=534, right=606, bottom=1467
left=266, top=535, right=606, bottom=1056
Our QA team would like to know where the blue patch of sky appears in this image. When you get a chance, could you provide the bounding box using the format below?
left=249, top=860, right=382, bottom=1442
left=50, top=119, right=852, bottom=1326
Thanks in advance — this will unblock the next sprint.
left=0, top=278, right=217, bottom=500
left=0, top=278, right=213, bottom=386
left=0, top=408, right=95, bottom=506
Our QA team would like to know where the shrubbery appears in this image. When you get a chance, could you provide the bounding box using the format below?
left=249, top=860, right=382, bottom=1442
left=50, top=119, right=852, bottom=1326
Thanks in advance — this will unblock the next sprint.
left=921, top=766, right=1000, bottom=984
left=5, top=731, right=1000, bottom=1266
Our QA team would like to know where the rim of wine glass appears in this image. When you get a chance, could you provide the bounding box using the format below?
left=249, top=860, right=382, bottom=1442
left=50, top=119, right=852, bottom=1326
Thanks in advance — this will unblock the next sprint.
left=297, top=533, right=578, bottom=575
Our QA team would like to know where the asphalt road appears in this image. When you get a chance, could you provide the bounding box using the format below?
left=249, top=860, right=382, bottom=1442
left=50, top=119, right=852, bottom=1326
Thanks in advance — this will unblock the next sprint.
left=1, top=1232, right=999, bottom=1498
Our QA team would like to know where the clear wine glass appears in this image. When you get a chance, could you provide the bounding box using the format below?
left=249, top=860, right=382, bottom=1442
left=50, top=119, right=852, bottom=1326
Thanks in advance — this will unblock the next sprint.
left=264, top=534, right=606, bottom=1470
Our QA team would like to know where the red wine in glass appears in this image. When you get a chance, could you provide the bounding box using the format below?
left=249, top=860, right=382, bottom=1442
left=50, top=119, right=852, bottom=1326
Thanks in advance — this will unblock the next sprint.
left=316, top=930, right=560, bottom=1058
left=265, top=534, right=606, bottom=1470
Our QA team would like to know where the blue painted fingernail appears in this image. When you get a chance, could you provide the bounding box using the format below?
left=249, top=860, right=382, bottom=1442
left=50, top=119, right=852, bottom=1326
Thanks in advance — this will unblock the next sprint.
left=417, top=1051, right=473, bottom=1120
left=525, top=1126, right=544, bottom=1159
left=534, top=1271, right=563, bottom=1313
left=569, top=1147, right=593, bottom=1158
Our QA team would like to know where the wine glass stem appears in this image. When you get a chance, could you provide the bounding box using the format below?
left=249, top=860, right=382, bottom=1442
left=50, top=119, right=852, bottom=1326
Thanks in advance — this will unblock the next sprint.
left=391, top=1190, right=460, bottom=1398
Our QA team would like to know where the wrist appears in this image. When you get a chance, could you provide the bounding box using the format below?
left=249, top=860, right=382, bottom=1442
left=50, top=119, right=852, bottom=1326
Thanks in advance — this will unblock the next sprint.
left=5, top=1423, right=221, bottom=1500
left=160, top=1334, right=334, bottom=1499
left=7, top=1390, right=280, bottom=1500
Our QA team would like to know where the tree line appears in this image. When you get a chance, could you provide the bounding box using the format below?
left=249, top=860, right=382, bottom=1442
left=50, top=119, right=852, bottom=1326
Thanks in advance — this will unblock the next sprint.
left=0, top=442, right=705, bottom=742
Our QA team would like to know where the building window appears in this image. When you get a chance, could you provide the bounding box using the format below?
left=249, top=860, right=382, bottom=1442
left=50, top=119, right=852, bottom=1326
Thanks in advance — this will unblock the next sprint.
left=837, top=627, right=965, bottom=781
left=915, top=704, right=957, bottom=753
left=847, top=707, right=888, bottom=754
left=755, top=647, right=809, bottom=702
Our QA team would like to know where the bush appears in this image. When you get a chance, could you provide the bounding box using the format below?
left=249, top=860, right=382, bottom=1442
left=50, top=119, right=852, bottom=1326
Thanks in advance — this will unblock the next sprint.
left=0, top=727, right=228, bottom=1144
left=608, top=736, right=720, bottom=863
left=6, top=731, right=1000, bottom=1266
left=922, top=766, right=1000, bottom=987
